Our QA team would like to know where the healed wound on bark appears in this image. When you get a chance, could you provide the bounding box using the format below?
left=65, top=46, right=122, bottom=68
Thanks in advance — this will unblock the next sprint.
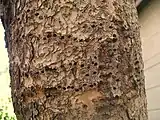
left=2, top=0, right=148, bottom=119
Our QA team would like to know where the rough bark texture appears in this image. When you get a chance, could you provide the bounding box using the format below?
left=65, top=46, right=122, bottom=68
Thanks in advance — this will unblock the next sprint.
left=2, top=0, right=148, bottom=119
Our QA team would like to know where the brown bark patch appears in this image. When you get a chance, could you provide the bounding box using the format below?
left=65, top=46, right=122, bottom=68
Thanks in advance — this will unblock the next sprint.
left=24, top=86, right=45, bottom=103
left=72, top=89, right=104, bottom=111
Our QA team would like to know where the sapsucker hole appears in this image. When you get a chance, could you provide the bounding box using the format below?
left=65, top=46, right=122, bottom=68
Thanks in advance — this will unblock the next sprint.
left=68, top=35, right=71, bottom=38
left=79, top=87, right=82, bottom=90
left=31, top=86, right=34, bottom=90
left=25, top=73, right=29, bottom=78
left=98, top=37, right=102, bottom=40
left=27, top=9, right=30, bottom=12
left=53, top=34, right=57, bottom=37
left=35, top=72, right=39, bottom=75
left=89, top=84, right=93, bottom=88
left=99, top=81, right=103, bottom=84
left=67, top=86, right=71, bottom=89
left=45, top=66, right=50, bottom=71
left=116, top=79, right=120, bottom=82
left=113, top=34, right=117, bottom=38
left=87, top=66, right=90, bottom=69
left=75, top=89, right=79, bottom=92
left=74, top=62, right=77, bottom=65
left=85, top=39, right=89, bottom=42
left=17, top=18, right=20, bottom=21
left=70, top=86, right=74, bottom=89
left=98, top=65, right=104, bottom=69
left=22, top=35, right=25, bottom=38
left=35, top=13, right=39, bottom=16
left=94, top=56, right=97, bottom=59
left=135, top=68, right=139, bottom=72
left=81, top=64, right=84, bottom=67
left=61, top=36, right=64, bottom=39
left=93, top=71, right=97, bottom=74
left=83, top=84, right=87, bottom=86
left=113, top=87, right=117, bottom=90
left=79, top=87, right=83, bottom=90
left=28, top=33, right=32, bottom=36
left=82, top=104, right=88, bottom=109
left=113, top=49, right=116, bottom=52
left=135, top=61, right=139, bottom=65
left=115, top=95, right=119, bottom=99
left=107, top=72, right=112, bottom=78
left=58, top=85, right=61, bottom=89
left=79, top=39, right=83, bottom=42
left=47, top=32, right=52, bottom=38
left=41, top=70, right=44, bottom=73
left=109, top=25, right=113, bottom=29
left=94, top=63, right=98, bottom=66
left=60, top=65, right=64, bottom=68
left=99, top=23, right=103, bottom=26
left=91, top=24, right=96, bottom=28
left=63, top=87, right=66, bottom=90
left=83, top=24, right=87, bottom=28
left=53, top=68, right=57, bottom=71
left=43, top=37, right=47, bottom=40
left=112, top=38, right=117, bottom=43
left=85, top=74, right=89, bottom=76
left=137, top=79, right=140, bottom=82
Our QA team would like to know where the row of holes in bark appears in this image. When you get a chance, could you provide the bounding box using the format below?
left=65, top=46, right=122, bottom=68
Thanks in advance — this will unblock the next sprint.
left=24, top=32, right=91, bottom=43
left=24, top=57, right=99, bottom=77
left=46, top=81, right=104, bottom=93
left=26, top=9, right=115, bottom=30
left=25, top=65, right=141, bottom=84
left=25, top=9, right=114, bottom=28
left=41, top=59, right=99, bottom=73
left=20, top=31, right=118, bottom=48
left=18, top=18, right=118, bottom=44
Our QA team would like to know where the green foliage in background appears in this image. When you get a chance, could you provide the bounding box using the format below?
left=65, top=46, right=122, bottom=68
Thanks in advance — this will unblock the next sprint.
left=0, top=98, right=16, bottom=120
left=0, top=66, right=17, bottom=120
left=0, top=23, right=16, bottom=120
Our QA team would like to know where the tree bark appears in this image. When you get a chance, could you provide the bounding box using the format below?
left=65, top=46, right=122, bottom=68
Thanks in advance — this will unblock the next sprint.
left=1, top=0, right=148, bottom=119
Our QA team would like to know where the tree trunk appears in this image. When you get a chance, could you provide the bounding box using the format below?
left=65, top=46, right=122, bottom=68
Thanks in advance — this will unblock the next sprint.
left=1, top=0, right=148, bottom=119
